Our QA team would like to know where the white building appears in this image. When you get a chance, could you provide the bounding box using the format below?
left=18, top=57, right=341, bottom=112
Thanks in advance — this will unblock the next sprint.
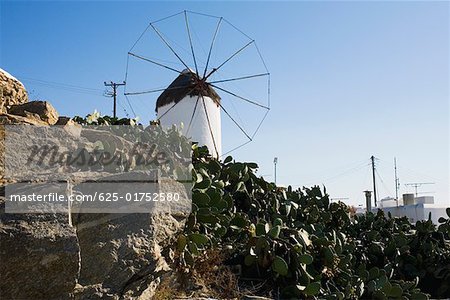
left=373, top=194, right=447, bottom=224
left=156, top=69, right=222, bottom=157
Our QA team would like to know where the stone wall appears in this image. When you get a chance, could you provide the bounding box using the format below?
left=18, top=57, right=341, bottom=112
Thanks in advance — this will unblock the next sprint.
left=0, top=69, right=189, bottom=299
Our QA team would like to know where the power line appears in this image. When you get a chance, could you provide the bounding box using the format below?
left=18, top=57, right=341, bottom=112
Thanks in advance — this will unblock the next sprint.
left=20, top=77, right=104, bottom=96
left=301, top=160, right=370, bottom=186
left=20, top=77, right=103, bottom=92
left=123, top=94, right=137, bottom=118
left=117, top=99, right=129, bottom=118
left=375, top=169, right=393, bottom=197
left=377, top=158, right=439, bottom=182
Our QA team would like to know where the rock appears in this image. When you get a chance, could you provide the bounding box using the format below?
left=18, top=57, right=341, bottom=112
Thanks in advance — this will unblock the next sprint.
left=74, top=212, right=184, bottom=299
left=0, top=112, right=48, bottom=126
left=0, top=69, right=59, bottom=125
left=0, top=68, right=28, bottom=113
left=0, top=195, right=80, bottom=299
left=72, top=172, right=190, bottom=299
left=56, top=116, right=82, bottom=137
left=0, top=122, right=191, bottom=299
left=72, top=284, right=119, bottom=300
left=0, top=127, right=3, bottom=186
left=0, top=114, right=48, bottom=185
left=0, top=125, right=88, bottom=185
left=8, top=100, right=59, bottom=125
left=55, top=116, right=74, bottom=125
left=80, top=127, right=134, bottom=151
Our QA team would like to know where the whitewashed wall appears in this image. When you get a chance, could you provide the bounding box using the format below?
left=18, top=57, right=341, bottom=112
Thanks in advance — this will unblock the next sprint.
left=375, top=204, right=447, bottom=224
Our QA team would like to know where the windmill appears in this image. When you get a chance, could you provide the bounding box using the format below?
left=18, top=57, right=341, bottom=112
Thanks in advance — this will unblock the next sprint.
left=124, top=11, right=270, bottom=157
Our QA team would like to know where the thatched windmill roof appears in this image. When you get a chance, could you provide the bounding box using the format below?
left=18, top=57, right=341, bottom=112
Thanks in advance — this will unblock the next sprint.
left=155, top=69, right=220, bottom=111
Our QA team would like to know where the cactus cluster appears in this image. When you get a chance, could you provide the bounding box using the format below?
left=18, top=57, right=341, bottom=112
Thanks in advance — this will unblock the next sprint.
left=72, top=117, right=449, bottom=299
left=181, top=145, right=450, bottom=299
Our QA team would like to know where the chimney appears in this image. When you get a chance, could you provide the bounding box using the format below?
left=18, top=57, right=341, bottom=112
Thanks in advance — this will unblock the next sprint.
left=364, top=191, right=372, bottom=212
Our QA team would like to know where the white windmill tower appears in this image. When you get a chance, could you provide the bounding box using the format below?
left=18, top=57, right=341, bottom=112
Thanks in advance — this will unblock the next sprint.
left=155, top=68, right=222, bottom=156
left=124, top=10, right=270, bottom=157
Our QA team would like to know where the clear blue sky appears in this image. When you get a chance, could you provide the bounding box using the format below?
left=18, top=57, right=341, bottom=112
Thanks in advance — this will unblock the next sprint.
left=1, top=1, right=448, bottom=207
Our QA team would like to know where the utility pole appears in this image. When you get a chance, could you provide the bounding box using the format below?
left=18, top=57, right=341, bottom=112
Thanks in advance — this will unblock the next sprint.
left=273, top=157, right=278, bottom=185
left=371, top=156, right=377, bottom=207
left=104, top=81, right=126, bottom=118
left=394, top=157, right=400, bottom=206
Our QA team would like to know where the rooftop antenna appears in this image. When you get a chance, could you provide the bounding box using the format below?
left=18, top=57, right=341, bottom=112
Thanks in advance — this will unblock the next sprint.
left=404, top=182, right=435, bottom=197
left=330, top=197, right=349, bottom=202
